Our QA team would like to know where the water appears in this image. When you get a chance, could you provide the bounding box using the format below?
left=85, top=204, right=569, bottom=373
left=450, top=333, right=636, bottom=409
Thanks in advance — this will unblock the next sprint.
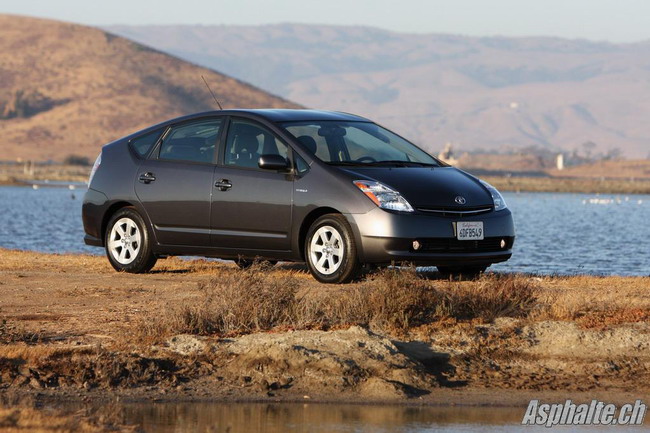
left=491, top=192, right=650, bottom=276
left=56, top=402, right=648, bottom=432
left=0, top=186, right=648, bottom=276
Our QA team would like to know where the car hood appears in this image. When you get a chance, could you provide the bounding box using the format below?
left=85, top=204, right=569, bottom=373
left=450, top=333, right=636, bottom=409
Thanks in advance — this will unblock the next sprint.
left=339, top=166, right=493, bottom=208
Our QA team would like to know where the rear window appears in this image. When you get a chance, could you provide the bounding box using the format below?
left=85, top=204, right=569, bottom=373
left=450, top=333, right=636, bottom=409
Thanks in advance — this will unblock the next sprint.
left=130, top=128, right=165, bottom=158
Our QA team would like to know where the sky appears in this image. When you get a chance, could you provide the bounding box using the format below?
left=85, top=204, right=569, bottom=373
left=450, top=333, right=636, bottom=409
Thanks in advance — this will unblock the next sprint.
left=0, top=0, right=649, bottom=42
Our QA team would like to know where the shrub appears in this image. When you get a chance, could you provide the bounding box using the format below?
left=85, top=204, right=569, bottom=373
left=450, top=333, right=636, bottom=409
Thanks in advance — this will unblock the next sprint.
left=143, top=266, right=540, bottom=339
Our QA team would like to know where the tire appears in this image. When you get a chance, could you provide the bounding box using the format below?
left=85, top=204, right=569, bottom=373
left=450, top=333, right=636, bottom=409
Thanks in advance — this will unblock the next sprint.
left=305, top=214, right=360, bottom=284
left=437, top=265, right=487, bottom=279
left=105, top=207, right=157, bottom=273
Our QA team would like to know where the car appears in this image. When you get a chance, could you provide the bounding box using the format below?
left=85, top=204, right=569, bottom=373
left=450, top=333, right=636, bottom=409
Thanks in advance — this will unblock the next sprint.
left=82, top=109, right=515, bottom=283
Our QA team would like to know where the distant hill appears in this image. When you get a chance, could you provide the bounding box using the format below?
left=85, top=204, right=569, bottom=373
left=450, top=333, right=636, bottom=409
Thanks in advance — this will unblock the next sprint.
left=108, top=24, right=650, bottom=158
left=0, top=15, right=298, bottom=162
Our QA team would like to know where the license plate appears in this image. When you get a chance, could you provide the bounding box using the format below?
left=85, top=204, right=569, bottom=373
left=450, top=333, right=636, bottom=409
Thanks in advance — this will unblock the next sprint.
left=456, top=221, right=484, bottom=240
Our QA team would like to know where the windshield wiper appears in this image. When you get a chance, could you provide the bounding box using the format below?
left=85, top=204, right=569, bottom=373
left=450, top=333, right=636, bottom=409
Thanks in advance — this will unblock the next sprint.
left=327, top=160, right=438, bottom=167
left=362, top=160, right=437, bottom=167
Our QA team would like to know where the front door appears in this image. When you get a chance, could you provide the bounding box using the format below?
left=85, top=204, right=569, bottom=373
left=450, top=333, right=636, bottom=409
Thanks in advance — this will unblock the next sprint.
left=211, top=118, right=294, bottom=251
left=135, top=117, right=223, bottom=246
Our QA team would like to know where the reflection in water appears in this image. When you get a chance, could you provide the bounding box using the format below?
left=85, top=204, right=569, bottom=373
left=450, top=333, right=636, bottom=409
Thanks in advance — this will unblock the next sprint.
left=122, top=403, right=520, bottom=432
left=0, top=187, right=649, bottom=276
left=55, top=401, right=650, bottom=433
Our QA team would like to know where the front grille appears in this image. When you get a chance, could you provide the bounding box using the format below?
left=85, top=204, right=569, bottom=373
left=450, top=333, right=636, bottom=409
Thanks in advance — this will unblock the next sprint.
left=415, top=237, right=514, bottom=253
left=416, top=206, right=493, bottom=218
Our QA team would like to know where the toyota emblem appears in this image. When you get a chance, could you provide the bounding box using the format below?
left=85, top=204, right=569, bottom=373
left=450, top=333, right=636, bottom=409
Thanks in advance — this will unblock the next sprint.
left=454, top=196, right=466, bottom=205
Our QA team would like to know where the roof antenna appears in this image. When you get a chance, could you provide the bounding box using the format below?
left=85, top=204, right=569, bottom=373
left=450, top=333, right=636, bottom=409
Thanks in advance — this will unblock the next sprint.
left=201, top=75, right=223, bottom=110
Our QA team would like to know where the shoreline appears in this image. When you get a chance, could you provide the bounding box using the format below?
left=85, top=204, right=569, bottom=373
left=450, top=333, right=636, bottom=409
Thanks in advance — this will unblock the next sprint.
left=1, top=249, right=648, bottom=409
left=9, top=386, right=648, bottom=408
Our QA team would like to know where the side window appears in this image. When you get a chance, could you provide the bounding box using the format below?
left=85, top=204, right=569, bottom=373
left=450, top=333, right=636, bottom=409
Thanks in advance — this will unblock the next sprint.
left=159, top=118, right=222, bottom=164
left=130, top=128, right=164, bottom=158
left=225, top=119, right=289, bottom=169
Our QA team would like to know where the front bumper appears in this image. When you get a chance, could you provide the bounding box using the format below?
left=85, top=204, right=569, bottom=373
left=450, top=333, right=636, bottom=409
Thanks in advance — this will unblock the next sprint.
left=348, top=207, right=515, bottom=266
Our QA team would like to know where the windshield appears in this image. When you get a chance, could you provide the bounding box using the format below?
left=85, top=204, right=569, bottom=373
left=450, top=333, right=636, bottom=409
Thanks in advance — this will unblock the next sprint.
left=279, top=121, right=441, bottom=166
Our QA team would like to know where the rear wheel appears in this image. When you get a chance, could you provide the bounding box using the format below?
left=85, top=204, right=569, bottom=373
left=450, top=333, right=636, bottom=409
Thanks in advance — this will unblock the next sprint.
left=305, top=214, right=360, bottom=284
left=437, top=265, right=487, bottom=279
left=105, top=207, right=157, bottom=273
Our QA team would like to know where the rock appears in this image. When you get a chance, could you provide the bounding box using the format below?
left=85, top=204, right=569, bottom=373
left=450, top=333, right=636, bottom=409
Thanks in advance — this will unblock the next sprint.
left=166, top=334, right=208, bottom=355
left=357, top=378, right=408, bottom=399
left=215, top=326, right=431, bottom=399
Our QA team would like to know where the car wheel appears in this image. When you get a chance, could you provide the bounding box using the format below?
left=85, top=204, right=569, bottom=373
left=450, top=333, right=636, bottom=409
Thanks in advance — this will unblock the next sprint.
left=305, top=214, right=360, bottom=284
left=105, top=207, right=157, bottom=273
left=437, top=265, right=487, bottom=279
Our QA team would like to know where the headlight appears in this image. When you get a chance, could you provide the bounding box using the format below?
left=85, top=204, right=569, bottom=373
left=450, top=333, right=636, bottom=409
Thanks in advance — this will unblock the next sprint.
left=353, top=180, right=414, bottom=212
left=480, top=180, right=507, bottom=211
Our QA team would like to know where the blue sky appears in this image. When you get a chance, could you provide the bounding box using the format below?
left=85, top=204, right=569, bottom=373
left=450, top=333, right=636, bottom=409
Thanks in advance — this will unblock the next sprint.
left=1, top=0, right=649, bottom=42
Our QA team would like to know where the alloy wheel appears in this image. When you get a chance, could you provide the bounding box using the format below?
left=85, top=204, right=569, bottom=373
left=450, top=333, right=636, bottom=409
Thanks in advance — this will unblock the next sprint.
left=108, top=217, right=141, bottom=265
left=309, top=225, right=344, bottom=275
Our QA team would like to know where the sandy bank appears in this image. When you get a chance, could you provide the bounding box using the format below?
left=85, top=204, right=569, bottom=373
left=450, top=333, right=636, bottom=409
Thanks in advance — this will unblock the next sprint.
left=0, top=249, right=649, bottom=405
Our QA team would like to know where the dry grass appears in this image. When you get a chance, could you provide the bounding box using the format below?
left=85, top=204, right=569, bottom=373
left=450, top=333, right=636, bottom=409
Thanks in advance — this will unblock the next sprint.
left=0, top=343, right=179, bottom=390
left=483, top=175, right=650, bottom=194
left=531, top=274, right=650, bottom=328
left=0, top=318, right=40, bottom=345
left=139, top=265, right=541, bottom=340
left=0, top=164, right=89, bottom=185
left=160, top=262, right=299, bottom=335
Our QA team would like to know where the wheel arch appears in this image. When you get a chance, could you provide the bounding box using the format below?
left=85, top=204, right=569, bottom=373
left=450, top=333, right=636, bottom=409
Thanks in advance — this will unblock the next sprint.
left=101, top=201, right=138, bottom=246
left=297, top=207, right=342, bottom=261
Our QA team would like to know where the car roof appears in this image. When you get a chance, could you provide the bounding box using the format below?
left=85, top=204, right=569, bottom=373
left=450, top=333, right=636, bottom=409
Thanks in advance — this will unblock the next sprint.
left=118, top=109, right=371, bottom=145
left=181, top=109, right=369, bottom=123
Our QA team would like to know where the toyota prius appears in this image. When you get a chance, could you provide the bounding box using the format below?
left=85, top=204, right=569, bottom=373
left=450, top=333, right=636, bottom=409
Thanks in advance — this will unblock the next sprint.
left=82, top=109, right=514, bottom=283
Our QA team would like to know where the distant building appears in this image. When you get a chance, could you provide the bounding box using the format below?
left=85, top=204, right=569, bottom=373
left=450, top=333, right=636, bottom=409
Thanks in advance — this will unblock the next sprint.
left=556, top=153, right=564, bottom=170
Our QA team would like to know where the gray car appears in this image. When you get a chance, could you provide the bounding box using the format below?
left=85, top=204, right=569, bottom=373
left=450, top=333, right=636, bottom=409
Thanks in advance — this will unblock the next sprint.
left=82, top=109, right=514, bottom=283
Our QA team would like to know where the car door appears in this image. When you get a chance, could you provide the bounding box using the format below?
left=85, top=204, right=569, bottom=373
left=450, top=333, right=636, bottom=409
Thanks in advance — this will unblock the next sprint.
left=135, top=117, right=223, bottom=246
left=211, top=117, right=294, bottom=251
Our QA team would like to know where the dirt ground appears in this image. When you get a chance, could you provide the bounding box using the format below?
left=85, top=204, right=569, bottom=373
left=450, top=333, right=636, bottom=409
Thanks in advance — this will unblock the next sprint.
left=1, top=248, right=649, bottom=407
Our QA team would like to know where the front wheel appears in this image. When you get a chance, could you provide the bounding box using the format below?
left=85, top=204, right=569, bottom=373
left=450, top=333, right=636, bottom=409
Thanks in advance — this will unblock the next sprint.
left=105, top=207, right=157, bottom=273
left=305, top=214, right=360, bottom=284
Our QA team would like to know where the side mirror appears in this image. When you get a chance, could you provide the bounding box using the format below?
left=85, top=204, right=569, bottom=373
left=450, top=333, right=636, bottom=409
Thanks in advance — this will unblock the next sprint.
left=258, top=154, right=289, bottom=170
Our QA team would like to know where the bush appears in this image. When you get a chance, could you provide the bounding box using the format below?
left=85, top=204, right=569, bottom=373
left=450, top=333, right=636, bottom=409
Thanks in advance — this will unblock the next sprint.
left=144, top=266, right=540, bottom=339
left=63, top=154, right=91, bottom=166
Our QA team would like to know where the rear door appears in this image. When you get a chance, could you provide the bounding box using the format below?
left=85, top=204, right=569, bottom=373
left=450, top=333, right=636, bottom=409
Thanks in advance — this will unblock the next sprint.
left=210, top=117, right=294, bottom=251
left=135, top=117, right=223, bottom=246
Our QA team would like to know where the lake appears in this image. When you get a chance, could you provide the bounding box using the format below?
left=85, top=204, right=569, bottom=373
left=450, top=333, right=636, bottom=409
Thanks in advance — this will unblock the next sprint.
left=0, top=186, right=648, bottom=276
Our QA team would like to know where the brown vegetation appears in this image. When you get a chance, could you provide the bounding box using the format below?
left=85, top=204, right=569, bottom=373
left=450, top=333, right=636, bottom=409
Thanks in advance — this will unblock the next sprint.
left=143, top=265, right=539, bottom=339
left=0, top=163, right=89, bottom=185
left=1, top=249, right=649, bottom=402
left=482, top=175, right=650, bottom=194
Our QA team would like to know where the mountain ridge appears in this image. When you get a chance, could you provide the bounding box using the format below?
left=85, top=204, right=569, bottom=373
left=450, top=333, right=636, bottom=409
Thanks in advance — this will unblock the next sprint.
left=0, top=15, right=299, bottom=161
left=107, top=23, right=650, bottom=158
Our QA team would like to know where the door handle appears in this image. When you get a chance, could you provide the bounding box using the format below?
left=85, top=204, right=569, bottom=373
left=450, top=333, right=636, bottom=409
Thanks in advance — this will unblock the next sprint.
left=139, top=172, right=156, bottom=184
left=215, top=179, right=232, bottom=191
